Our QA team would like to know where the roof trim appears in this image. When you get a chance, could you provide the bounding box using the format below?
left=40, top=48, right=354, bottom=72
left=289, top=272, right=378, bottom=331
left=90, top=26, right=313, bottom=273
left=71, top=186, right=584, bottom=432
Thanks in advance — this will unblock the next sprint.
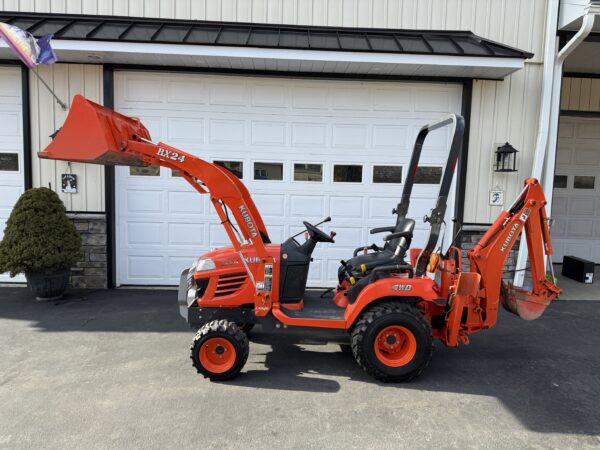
left=0, top=11, right=534, bottom=59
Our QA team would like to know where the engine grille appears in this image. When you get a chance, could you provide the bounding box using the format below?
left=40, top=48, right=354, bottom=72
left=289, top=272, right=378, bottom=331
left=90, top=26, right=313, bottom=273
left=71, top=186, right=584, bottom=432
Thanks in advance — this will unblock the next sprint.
left=214, top=273, right=248, bottom=297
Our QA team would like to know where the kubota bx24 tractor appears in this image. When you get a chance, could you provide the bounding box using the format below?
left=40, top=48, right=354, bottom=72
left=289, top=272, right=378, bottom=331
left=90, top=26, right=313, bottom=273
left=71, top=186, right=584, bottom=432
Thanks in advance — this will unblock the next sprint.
left=40, top=95, right=561, bottom=382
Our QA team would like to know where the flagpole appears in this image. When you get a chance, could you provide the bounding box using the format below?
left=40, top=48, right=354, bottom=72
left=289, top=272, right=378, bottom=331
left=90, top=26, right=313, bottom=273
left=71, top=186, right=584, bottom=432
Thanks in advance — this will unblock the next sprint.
left=31, top=68, right=67, bottom=110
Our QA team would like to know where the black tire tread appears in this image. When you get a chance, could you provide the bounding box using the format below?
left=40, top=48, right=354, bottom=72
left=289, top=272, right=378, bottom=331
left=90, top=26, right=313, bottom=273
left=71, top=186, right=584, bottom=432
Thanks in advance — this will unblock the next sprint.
left=190, top=319, right=249, bottom=381
left=351, top=301, right=433, bottom=382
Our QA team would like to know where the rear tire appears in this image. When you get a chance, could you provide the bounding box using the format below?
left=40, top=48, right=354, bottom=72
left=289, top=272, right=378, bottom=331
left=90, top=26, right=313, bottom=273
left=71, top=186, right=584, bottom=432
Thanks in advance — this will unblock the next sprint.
left=351, top=301, right=433, bottom=382
left=190, top=320, right=249, bottom=381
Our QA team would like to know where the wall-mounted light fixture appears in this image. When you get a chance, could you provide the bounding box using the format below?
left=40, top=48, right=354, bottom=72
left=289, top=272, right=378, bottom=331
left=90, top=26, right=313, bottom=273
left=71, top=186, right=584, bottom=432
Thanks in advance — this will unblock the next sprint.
left=494, top=142, right=518, bottom=172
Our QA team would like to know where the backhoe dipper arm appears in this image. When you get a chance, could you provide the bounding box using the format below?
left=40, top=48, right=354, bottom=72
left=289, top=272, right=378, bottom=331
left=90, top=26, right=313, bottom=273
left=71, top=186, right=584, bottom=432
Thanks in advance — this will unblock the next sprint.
left=38, top=95, right=273, bottom=309
left=467, top=178, right=561, bottom=325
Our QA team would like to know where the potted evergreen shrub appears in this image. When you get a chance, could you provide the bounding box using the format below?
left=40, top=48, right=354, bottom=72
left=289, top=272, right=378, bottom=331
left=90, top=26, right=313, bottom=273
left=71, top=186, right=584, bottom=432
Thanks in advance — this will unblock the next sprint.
left=0, top=187, right=82, bottom=300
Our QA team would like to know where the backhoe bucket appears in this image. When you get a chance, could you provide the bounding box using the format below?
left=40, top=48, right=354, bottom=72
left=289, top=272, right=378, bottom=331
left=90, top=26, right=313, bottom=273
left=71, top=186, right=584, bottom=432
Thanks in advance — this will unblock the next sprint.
left=500, top=280, right=558, bottom=321
left=38, top=94, right=151, bottom=166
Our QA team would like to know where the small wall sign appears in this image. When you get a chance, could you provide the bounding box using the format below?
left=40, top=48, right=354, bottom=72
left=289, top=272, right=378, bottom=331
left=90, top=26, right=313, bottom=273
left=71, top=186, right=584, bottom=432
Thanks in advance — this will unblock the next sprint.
left=489, top=189, right=504, bottom=206
left=61, top=173, right=77, bottom=193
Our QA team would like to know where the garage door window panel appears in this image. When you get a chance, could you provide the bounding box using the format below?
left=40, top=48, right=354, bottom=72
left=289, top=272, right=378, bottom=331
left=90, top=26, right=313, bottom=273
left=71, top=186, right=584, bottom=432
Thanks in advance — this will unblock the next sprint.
left=373, top=165, right=402, bottom=184
left=333, top=164, right=363, bottom=183
left=214, top=160, right=244, bottom=179
left=0, top=153, right=19, bottom=172
left=554, top=175, right=568, bottom=189
left=574, top=176, right=595, bottom=190
left=254, top=162, right=283, bottom=181
left=414, top=166, right=443, bottom=184
left=130, top=166, right=160, bottom=176
left=293, top=163, right=323, bottom=182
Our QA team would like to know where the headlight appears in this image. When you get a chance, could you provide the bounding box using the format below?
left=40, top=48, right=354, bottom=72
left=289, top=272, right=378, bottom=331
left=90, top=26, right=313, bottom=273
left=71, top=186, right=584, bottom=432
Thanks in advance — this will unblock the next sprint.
left=195, top=258, right=216, bottom=272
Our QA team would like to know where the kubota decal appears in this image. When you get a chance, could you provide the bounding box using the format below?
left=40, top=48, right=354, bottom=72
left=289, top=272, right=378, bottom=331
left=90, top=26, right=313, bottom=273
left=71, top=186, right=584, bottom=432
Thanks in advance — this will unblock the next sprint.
left=239, top=205, right=258, bottom=239
left=501, top=222, right=520, bottom=252
left=156, top=147, right=186, bottom=162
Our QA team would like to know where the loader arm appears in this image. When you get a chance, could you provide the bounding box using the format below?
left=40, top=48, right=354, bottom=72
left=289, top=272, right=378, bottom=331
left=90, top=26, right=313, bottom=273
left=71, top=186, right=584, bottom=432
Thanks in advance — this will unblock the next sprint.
left=38, top=95, right=274, bottom=312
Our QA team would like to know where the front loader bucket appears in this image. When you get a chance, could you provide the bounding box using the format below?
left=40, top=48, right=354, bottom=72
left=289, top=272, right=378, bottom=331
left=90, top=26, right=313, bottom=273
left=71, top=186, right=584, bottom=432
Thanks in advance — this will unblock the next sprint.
left=38, top=94, right=151, bottom=166
left=500, top=280, right=558, bottom=321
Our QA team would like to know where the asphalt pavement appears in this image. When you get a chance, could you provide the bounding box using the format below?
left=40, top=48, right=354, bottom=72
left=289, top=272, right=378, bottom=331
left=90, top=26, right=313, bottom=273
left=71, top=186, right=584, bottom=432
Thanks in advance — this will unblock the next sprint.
left=0, top=287, right=599, bottom=449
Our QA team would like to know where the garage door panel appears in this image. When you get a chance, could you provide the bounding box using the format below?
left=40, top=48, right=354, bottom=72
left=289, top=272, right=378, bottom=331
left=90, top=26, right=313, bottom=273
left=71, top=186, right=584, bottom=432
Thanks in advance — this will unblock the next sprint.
left=291, top=123, right=328, bottom=147
left=166, top=79, right=207, bottom=104
left=553, top=117, right=600, bottom=263
left=125, top=190, right=163, bottom=213
left=168, top=223, right=204, bottom=246
left=250, top=83, right=288, bottom=108
left=167, top=118, right=204, bottom=143
left=568, top=197, right=596, bottom=215
left=567, top=219, right=594, bottom=237
left=168, top=191, right=204, bottom=215
left=116, top=72, right=461, bottom=285
left=372, top=125, right=408, bottom=148
left=126, top=255, right=164, bottom=280
left=126, top=221, right=163, bottom=245
left=251, top=121, right=286, bottom=146
left=0, top=67, right=24, bottom=283
left=330, top=197, right=364, bottom=218
left=574, top=148, right=600, bottom=165
left=209, top=81, right=246, bottom=106
left=290, top=195, right=326, bottom=217
left=209, top=119, right=246, bottom=144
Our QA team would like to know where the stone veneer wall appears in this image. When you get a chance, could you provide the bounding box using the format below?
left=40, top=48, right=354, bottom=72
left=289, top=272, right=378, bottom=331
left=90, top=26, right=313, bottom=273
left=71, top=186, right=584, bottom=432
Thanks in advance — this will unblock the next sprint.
left=68, top=213, right=107, bottom=288
left=460, top=228, right=523, bottom=280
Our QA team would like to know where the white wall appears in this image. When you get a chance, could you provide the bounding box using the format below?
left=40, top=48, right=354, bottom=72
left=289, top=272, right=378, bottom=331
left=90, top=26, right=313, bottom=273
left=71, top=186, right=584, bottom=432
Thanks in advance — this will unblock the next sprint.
left=9, top=0, right=550, bottom=221
left=30, top=64, right=105, bottom=211
left=561, top=77, right=600, bottom=112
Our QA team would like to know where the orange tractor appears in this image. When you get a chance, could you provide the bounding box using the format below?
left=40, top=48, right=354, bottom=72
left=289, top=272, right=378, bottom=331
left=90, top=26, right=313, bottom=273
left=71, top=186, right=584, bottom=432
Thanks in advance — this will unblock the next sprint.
left=40, top=95, right=561, bottom=382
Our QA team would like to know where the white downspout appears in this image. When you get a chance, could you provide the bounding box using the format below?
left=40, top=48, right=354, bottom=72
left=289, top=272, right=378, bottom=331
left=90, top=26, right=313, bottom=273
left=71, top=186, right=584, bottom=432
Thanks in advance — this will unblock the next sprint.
left=514, top=1, right=600, bottom=287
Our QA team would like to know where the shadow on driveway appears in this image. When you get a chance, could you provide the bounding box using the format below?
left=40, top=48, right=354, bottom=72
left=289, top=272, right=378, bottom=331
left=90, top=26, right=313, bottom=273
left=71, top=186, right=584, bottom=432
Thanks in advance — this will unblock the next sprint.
left=1, top=286, right=599, bottom=436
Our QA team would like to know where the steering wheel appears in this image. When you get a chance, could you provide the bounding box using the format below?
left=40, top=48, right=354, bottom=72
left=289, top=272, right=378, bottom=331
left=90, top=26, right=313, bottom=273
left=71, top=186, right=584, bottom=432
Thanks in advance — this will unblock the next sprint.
left=303, top=221, right=334, bottom=243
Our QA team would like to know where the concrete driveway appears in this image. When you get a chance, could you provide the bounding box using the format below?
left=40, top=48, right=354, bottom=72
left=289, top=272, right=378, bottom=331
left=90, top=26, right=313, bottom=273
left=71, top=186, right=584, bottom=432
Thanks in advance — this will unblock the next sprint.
left=0, top=287, right=599, bottom=449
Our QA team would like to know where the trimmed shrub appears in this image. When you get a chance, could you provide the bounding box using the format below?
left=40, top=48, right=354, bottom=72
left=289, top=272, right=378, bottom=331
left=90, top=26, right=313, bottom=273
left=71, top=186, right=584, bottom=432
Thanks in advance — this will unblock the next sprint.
left=0, top=187, right=82, bottom=276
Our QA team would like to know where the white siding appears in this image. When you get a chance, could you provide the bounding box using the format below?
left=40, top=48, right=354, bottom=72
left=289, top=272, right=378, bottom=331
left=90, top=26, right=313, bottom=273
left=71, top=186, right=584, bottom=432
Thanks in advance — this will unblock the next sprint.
left=12, top=0, right=550, bottom=222
left=30, top=64, right=104, bottom=211
left=561, top=77, right=600, bottom=112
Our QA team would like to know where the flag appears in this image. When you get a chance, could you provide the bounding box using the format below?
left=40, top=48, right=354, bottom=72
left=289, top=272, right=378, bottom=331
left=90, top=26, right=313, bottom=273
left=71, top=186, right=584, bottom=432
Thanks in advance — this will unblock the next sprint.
left=0, top=23, right=58, bottom=68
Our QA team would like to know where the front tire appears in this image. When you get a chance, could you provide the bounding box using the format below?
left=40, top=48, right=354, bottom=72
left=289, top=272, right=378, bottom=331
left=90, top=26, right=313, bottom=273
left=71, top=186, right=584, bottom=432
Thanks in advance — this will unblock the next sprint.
left=351, top=302, right=433, bottom=382
left=190, top=320, right=249, bottom=381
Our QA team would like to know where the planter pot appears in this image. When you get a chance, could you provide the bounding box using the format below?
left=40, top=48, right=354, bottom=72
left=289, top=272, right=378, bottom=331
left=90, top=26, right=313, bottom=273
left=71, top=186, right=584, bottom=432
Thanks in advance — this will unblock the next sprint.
left=25, top=268, right=71, bottom=301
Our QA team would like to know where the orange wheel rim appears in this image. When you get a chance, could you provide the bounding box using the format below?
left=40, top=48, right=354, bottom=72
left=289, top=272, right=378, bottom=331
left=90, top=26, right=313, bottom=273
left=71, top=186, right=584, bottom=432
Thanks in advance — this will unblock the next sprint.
left=199, top=337, right=236, bottom=374
left=374, top=325, right=417, bottom=367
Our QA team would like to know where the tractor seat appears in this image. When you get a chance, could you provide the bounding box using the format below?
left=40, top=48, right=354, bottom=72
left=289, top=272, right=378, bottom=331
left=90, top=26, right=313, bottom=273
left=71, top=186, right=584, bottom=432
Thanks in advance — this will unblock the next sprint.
left=338, top=218, right=416, bottom=282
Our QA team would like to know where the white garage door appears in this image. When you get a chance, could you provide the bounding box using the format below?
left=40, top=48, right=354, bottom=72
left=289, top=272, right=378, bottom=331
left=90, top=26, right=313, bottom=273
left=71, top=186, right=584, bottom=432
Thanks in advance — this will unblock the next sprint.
left=552, top=117, right=600, bottom=263
left=0, top=66, right=25, bottom=283
left=115, top=71, right=462, bottom=286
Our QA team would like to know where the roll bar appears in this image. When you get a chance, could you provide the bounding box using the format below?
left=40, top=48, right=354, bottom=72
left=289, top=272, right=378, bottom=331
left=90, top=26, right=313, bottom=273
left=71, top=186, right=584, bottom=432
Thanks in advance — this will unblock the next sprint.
left=393, top=114, right=465, bottom=277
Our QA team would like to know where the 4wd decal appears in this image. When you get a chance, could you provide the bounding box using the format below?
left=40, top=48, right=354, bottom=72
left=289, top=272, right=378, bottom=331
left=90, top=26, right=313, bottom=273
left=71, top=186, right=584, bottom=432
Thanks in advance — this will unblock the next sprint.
left=392, top=284, right=412, bottom=291
left=500, top=222, right=520, bottom=252
left=156, top=147, right=186, bottom=163
left=239, top=205, right=258, bottom=239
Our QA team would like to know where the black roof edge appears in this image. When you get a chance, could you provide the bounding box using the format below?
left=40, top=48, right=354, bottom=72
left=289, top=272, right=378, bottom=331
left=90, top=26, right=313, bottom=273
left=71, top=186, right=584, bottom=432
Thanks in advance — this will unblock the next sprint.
left=0, top=11, right=535, bottom=59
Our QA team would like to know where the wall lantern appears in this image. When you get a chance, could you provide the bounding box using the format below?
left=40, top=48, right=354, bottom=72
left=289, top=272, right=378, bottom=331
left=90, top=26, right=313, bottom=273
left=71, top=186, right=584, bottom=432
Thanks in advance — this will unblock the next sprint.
left=494, top=142, right=518, bottom=173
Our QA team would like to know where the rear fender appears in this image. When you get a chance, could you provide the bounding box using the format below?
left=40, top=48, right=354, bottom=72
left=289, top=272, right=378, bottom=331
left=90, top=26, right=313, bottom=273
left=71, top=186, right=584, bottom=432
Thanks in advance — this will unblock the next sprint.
left=344, top=276, right=438, bottom=328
